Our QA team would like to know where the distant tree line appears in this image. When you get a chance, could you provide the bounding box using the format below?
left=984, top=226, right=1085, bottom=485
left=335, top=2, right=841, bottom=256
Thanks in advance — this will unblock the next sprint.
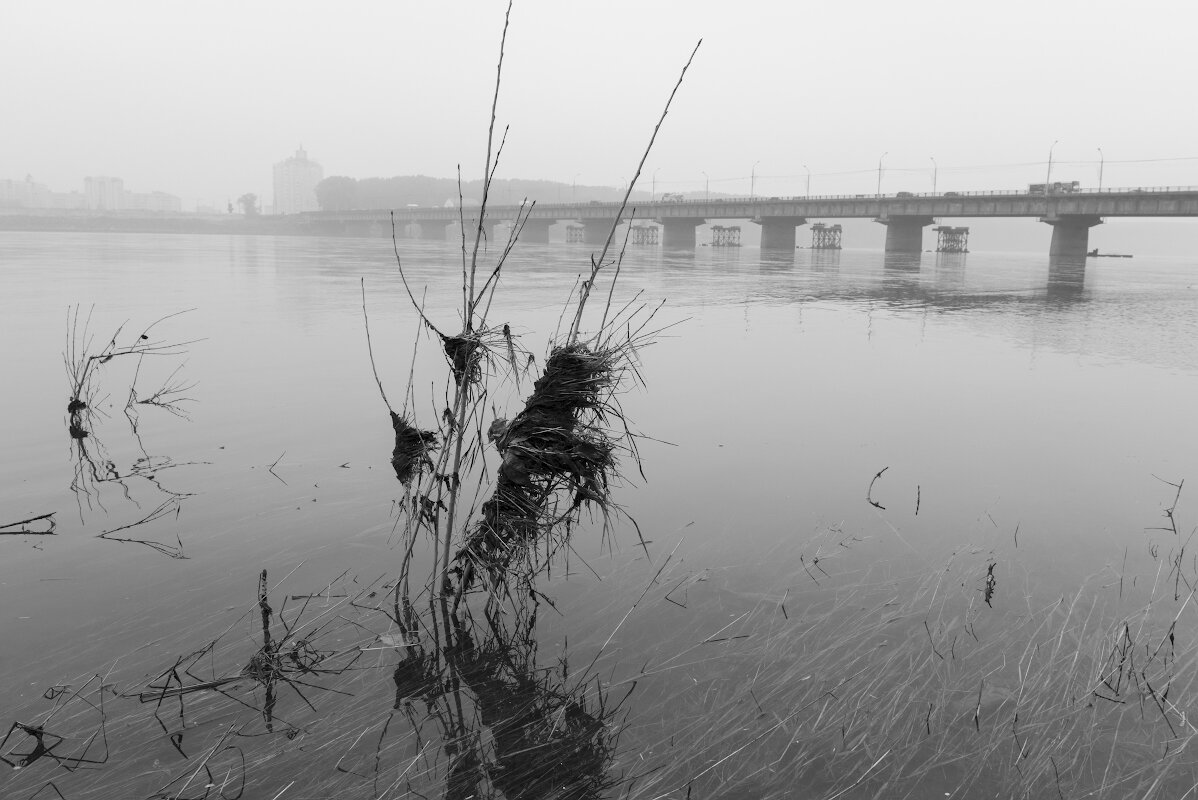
left=314, top=175, right=647, bottom=211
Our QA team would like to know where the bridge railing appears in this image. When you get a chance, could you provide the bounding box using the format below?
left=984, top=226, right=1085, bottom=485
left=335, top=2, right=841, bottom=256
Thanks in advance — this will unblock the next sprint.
left=522, top=185, right=1198, bottom=206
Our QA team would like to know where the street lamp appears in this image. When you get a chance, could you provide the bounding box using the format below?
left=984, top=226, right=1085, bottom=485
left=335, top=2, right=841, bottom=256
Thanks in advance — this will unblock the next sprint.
left=1097, top=147, right=1104, bottom=191
left=652, top=168, right=660, bottom=202
left=930, top=156, right=938, bottom=195
left=1046, top=140, right=1059, bottom=190
left=877, top=152, right=888, bottom=197
left=750, top=161, right=760, bottom=199
left=572, top=173, right=580, bottom=203
left=701, top=170, right=709, bottom=201
left=804, top=164, right=811, bottom=197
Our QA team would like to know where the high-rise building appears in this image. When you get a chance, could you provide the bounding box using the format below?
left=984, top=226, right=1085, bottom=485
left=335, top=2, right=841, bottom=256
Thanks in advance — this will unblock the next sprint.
left=84, top=176, right=125, bottom=210
left=272, top=147, right=323, bottom=215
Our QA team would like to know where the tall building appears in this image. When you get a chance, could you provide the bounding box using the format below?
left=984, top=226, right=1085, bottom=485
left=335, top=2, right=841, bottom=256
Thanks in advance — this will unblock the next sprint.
left=84, top=176, right=125, bottom=210
left=273, top=147, right=323, bottom=215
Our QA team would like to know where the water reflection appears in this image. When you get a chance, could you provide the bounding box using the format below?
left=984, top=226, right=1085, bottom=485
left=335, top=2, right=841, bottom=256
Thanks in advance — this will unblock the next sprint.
left=391, top=597, right=618, bottom=800
left=757, top=250, right=796, bottom=272
left=43, top=577, right=622, bottom=799
left=882, top=252, right=922, bottom=273
left=931, top=252, right=967, bottom=291
left=1046, top=256, right=1087, bottom=301
left=744, top=248, right=1096, bottom=313
left=806, top=248, right=841, bottom=272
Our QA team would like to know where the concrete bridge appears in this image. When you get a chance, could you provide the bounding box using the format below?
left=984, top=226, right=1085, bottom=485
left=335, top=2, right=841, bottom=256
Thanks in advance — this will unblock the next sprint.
left=303, top=185, right=1198, bottom=259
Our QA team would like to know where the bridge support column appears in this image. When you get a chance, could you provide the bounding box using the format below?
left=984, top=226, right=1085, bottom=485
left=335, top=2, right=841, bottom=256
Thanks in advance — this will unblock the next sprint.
left=874, top=215, right=934, bottom=253
left=417, top=220, right=448, bottom=240
left=756, top=216, right=806, bottom=250
left=581, top=219, right=617, bottom=245
left=1041, top=214, right=1102, bottom=259
left=518, top=218, right=554, bottom=243
left=660, top=217, right=706, bottom=249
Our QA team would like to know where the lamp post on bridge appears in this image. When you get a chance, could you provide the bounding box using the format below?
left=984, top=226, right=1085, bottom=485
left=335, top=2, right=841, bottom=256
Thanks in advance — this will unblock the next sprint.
left=750, top=161, right=760, bottom=200
left=701, top=171, right=709, bottom=201
left=930, top=156, right=938, bottom=195
left=1046, top=140, right=1059, bottom=191
left=804, top=164, right=811, bottom=197
left=1097, top=147, right=1104, bottom=192
left=572, top=173, right=580, bottom=203
left=876, top=152, right=888, bottom=198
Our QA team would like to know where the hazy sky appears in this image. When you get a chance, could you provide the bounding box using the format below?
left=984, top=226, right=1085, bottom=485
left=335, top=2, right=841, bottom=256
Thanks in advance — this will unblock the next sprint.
left=5, top=0, right=1197, bottom=208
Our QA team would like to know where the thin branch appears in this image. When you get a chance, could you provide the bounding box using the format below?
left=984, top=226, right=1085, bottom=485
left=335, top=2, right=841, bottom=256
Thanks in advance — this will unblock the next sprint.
left=867, top=466, right=889, bottom=510
left=0, top=513, right=57, bottom=535
left=466, top=2, right=515, bottom=332
left=389, top=213, right=444, bottom=338
left=361, top=279, right=394, bottom=414
left=268, top=452, right=288, bottom=485
left=568, top=38, right=702, bottom=343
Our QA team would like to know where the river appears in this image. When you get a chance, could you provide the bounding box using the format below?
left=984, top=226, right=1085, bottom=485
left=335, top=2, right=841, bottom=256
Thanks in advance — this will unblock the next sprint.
left=2, top=231, right=1198, bottom=798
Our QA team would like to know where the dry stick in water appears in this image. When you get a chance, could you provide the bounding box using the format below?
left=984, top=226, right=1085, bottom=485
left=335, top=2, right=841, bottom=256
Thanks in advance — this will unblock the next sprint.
left=867, top=466, right=889, bottom=510
left=0, top=512, right=57, bottom=535
left=435, top=3, right=516, bottom=594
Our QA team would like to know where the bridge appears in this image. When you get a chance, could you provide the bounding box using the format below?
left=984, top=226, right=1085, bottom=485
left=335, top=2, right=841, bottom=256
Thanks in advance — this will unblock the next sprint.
left=303, top=186, right=1198, bottom=259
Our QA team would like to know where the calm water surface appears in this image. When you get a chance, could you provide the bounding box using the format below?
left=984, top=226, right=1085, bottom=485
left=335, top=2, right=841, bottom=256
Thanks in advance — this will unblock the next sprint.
left=2, top=232, right=1198, bottom=798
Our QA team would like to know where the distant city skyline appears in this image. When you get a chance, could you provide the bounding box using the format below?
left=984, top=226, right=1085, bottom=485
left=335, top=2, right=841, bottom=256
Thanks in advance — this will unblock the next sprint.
left=0, top=174, right=180, bottom=212
left=4, top=1, right=1196, bottom=215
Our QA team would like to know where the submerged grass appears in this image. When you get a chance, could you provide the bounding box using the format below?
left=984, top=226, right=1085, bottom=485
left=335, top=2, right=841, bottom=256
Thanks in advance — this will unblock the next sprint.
left=5, top=487, right=1197, bottom=799
left=590, top=490, right=1198, bottom=800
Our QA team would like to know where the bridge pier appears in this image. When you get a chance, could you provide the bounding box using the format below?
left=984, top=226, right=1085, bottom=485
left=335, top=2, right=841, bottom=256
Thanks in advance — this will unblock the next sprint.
left=1041, top=214, right=1102, bottom=259
left=875, top=215, right=934, bottom=253
left=518, top=218, right=554, bottom=243
left=755, top=216, right=806, bottom=250
left=660, top=217, right=706, bottom=249
left=580, top=219, right=617, bottom=245
left=417, top=220, right=448, bottom=240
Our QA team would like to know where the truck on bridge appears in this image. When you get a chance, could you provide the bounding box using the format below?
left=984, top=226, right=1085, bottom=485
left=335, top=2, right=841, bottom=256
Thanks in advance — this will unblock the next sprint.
left=1028, top=181, right=1080, bottom=195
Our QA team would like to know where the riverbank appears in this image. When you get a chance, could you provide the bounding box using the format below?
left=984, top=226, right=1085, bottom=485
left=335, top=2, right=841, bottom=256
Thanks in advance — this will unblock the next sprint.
left=0, top=210, right=307, bottom=236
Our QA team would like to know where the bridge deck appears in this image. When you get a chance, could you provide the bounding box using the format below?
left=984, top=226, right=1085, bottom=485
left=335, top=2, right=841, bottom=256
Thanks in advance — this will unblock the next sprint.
left=309, top=186, right=1198, bottom=225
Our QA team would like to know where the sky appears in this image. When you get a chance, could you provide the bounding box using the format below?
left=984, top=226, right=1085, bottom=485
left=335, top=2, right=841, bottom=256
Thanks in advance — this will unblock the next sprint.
left=4, top=0, right=1198, bottom=210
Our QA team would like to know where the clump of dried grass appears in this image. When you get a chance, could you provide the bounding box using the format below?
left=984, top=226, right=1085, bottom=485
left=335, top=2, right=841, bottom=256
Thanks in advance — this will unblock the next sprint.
left=389, top=411, right=438, bottom=486
left=452, top=341, right=626, bottom=597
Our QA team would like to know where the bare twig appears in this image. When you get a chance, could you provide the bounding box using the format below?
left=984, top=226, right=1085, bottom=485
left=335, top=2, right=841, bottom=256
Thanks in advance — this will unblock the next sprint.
left=567, top=38, right=702, bottom=344
left=361, top=279, right=394, bottom=414
left=0, top=513, right=57, bottom=535
left=268, top=452, right=287, bottom=485
left=867, top=466, right=889, bottom=510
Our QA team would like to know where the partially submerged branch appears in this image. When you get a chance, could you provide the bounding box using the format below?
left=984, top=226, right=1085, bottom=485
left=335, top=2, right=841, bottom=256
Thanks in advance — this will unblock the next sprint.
left=0, top=513, right=57, bottom=535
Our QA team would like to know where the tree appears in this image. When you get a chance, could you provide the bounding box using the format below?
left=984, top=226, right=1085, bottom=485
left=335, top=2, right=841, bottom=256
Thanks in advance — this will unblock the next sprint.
left=237, top=193, right=259, bottom=216
left=315, top=176, right=358, bottom=211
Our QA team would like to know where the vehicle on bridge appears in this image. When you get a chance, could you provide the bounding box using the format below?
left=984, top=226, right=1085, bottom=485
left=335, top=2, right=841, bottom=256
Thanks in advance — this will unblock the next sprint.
left=661, top=192, right=685, bottom=202
left=1028, top=181, right=1080, bottom=195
